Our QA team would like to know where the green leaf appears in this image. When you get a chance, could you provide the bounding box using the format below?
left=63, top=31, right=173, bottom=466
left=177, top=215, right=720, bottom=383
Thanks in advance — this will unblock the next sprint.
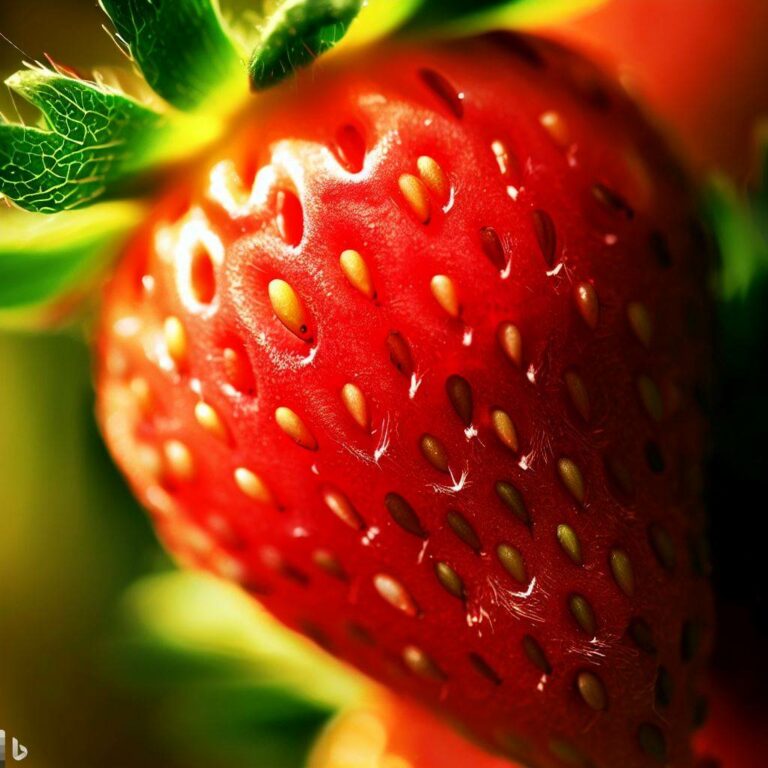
left=0, top=68, right=164, bottom=213
left=402, top=0, right=608, bottom=34
left=0, top=202, right=144, bottom=316
left=100, top=0, right=244, bottom=111
left=249, top=0, right=363, bottom=91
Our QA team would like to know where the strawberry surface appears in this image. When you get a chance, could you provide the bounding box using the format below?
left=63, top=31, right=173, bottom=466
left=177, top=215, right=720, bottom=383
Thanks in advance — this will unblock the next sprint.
left=97, top=33, right=714, bottom=768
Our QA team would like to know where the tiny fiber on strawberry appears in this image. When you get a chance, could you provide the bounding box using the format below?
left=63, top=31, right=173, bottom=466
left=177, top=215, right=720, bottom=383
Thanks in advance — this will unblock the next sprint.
left=96, top=33, right=713, bottom=768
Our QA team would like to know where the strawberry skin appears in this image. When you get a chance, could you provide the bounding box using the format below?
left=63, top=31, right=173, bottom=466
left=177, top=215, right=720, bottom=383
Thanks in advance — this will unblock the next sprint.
left=97, top=33, right=713, bottom=768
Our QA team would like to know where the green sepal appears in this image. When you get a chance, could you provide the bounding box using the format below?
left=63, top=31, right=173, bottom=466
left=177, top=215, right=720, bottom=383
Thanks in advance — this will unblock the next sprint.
left=100, top=0, right=243, bottom=111
left=0, top=68, right=165, bottom=213
left=401, top=0, right=607, bottom=34
left=0, top=202, right=144, bottom=321
left=249, top=0, right=363, bottom=91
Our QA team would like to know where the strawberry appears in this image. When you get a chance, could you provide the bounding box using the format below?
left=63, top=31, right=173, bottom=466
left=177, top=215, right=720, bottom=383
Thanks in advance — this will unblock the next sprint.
left=96, top=33, right=714, bottom=768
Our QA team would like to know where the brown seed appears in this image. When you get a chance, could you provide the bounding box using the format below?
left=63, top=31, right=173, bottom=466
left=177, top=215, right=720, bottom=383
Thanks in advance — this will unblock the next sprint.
left=522, top=634, right=551, bottom=674
left=491, top=408, right=519, bottom=452
left=548, top=739, right=590, bottom=767
left=558, top=458, right=585, bottom=503
left=497, top=322, right=523, bottom=367
left=398, top=173, right=431, bottom=223
left=604, top=454, right=635, bottom=500
left=339, top=249, right=375, bottom=299
left=532, top=209, right=556, bottom=266
left=402, top=644, right=445, bottom=681
left=628, top=617, right=657, bottom=655
left=480, top=225, right=506, bottom=269
left=497, top=544, right=527, bottom=583
left=564, top=370, right=590, bottom=421
left=637, top=375, right=664, bottom=422
left=430, top=275, right=460, bottom=318
left=447, top=509, right=482, bottom=553
left=593, top=182, right=634, bottom=219
left=435, top=562, right=465, bottom=600
left=468, top=653, right=502, bottom=685
left=569, top=594, right=597, bottom=636
left=234, top=467, right=274, bottom=504
left=637, top=723, right=667, bottom=763
left=609, top=548, right=635, bottom=596
left=268, top=279, right=312, bottom=342
left=341, top=382, right=370, bottom=431
left=163, top=439, right=194, bottom=482
left=574, top=282, right=599, bottom=329
left=386, top=331, right=414, bottom=377
left=681, top=619, right=703, bottom=662
left=419, top=68, right=464, bottom=118
left=445, top=375, right=473, bottom=426
left=495, top=481, right=529, bottom=526
left=557, top=524, right=583, bottom=565
left=649, top=523, right=676, bottom=571
left=420, top=434, right=449, bottom=473
left=275, top=406, right=317, bottom=450
left=627, top=301, right=653, bottom=347
left=312, top=550, right=347, bottom=581
left=322, top=486, right=365, bottom=530
left=576, top=671, right=608, bottom=710
left=539, top=110, right=570, bottom=147
left=384, top=492, right=426, bottom=538
left=373, top=574, right=419, bottom=617
left=164, top=316, right=187, bottom=366
left=194, top=401, right=228, bottom=442
left=417, top=155, right=449, bottom=201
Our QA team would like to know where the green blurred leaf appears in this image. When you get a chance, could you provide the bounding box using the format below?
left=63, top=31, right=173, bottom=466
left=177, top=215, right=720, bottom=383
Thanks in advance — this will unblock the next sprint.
left=101, top=0, right=244, bottom=110
left=249, top=0, right=363, bottom=91
left=0, top=67, right=165, bottom=212
left=402, top=0, right=607, bottom=34
left=0, top=202, right=144, bottom=316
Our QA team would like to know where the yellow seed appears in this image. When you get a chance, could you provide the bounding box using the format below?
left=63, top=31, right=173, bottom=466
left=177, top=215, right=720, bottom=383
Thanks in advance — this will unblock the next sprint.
left=557, top=524, right=583, bottom=565
left=575, top=282, right=599, bottom=329
left=275, top=406, right=318, bottom=450
left=340, top=382, right=371, bottom=431
left=373, top=574, right=419, bottom=617
left=649, top=523, right=676, bottom=570
left=398, top=173, right=431, bottom=223
left=430, top=275, right=460, bottom=318
left=558, top=458, right=585, bottom=503
left=491, top=409, right=519, bottom=452
left=268, top=279, right=312, bottom=342
left=522, top=634, right=551, bottom=674
left=322, top=486, right=365, bottom=530
left=420, top=434, right=449, bottom=473
left=549, top=739, right=589, bottom=767
left=435, top=562, right=464, bottom=600
left=497, top=544, right=527, bottom=583
left=495, top=481, right=529, bottom=525
left=637, top=375, right=664, bottom=422
left=417, top=155, right=449, bottom=201
left=627, top=301, right=653, bottom=347
left=564, top=371, right=590, bottom=421
left=194, top=401, right=228, bottom=442
left=609, top=548, right=635, bottom=596
left=129, top=376, right=151, bottom=413
left=577, top=671, right=608, bottom=710
left=569, top=593, right=597, bottom=635
left=339, top=249, right=375, bottom=299
left=313, top=549, right=347, bottom=580
left=498, top=322, right=522, bottom=367
left=539, top=110, right=570, bottom=147
left=163, top=439, right=194, bottom=482
left=234, top=467, right=274, bottom=505
left=164, top=316, right=187, bottom=366
left=402, top=645, right=445, bottom=681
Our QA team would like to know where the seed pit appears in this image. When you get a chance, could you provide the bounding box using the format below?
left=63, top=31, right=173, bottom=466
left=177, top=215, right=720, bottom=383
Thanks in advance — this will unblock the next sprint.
left=469, top=653, right=502, bottom=685
left=419, top=68, right=463, bottom=118
left=333, top=123, right=366, bottom=173
left=275, top=188, right=304, bottom=246
left=221, top=338, right=256, bottom=395
left=189, top=243, right=216, bottom=304
left=645, top=441, right=665, bottom=473
left=650, top=230, right=672, bottom=268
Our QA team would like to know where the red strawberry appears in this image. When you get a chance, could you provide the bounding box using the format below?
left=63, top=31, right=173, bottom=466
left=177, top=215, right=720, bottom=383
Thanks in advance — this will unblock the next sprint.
left=96, top=33, right=714, bottom=768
